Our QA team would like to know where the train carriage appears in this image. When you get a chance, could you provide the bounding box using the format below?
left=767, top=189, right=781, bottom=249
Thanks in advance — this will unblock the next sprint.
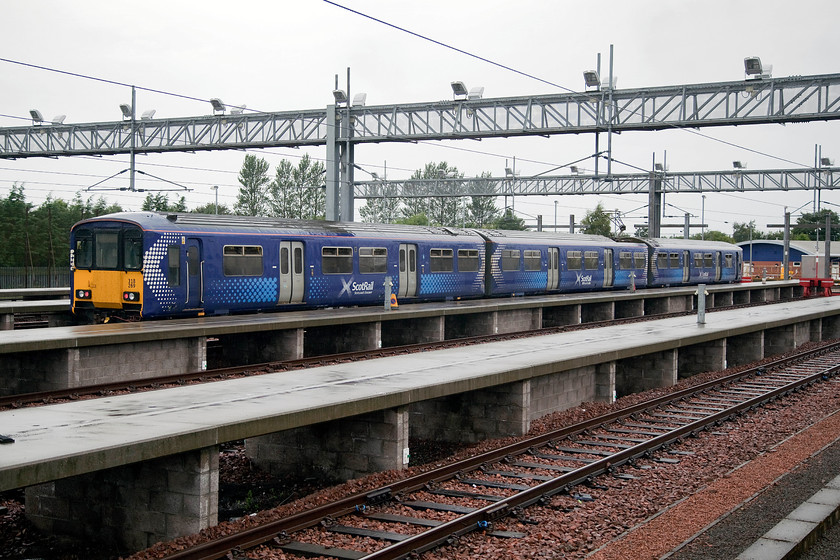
left=71, top=212, right=487, bottom=321
left=636, top=238, right=742, bottom=287
left=480, top=230, right=649, bottom=296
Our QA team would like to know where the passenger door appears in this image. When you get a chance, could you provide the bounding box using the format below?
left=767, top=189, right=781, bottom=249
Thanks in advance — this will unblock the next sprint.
left=682, top=250, right=691, bottom=283
left=398, top=244, right=418, bottom=298
left=603, top=248, right=614, bottom=288
left=715, top=251, right=722, bottom=282
left=547, top=247, right=559, bottom=290
left=185, top=238, right=203, bottom=310
left=279, top=241, right=305, bottom=304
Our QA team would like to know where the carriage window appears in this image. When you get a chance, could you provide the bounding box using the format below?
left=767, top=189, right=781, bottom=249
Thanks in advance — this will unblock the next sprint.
left=725, top=254, right=733, bottom=268
left=584, top=251, right=599, bottom=269
left=694, top=254, right=703, bottom=268
left=704, top=253, right=714, bottom=267
left=95, top=231, right=119, bottom=269
left=187, top=246, right=199, bottom=276
left=294, top=247, right=303, bottom=275
left=224, top=245, right=263, bottom=276
left=567, top=250, right=582, bottom=270
left=619, top=251, right=634, bottom=270
left=524, top=250, right=541, bottom=271
left=458, top=249, right=480, bottom=272
left=322, top=246, right=353, bottom=274
left=74, top=230, right=93, bottom=269
left=669, top=252, right=680, bottom=268
left=280, top=247, right=289, bottom=275
left=634, top=252, right=646, bottom=269
left=123, top=230, right=143, bottom=270
left=430, top=248, right=454, bottom=273
left=501, top=249, right=520, bottom=272
left=657, top=253, right=669, bottom=269
left=360, top=247, right=388, bottom=274
left=167, top=245, right=180, bottom=286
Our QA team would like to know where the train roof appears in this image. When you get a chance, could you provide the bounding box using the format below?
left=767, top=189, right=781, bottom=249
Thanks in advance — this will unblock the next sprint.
left=72, top=212, right=484, bottom=241
left=620, top=237, right=741, bottom=250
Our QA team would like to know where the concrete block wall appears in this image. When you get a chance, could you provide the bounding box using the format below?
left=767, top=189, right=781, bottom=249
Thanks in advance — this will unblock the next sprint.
left=615, top=299, right=644, bottom=319
left=304, top=322, right=380, bottom=356
left=445, top=312, right=495, bottom=338
left=381, top=316, right=444, bottom=347
left=0, top=337, right=206, bottom=396
left=410, top=381, right=530, bottom=444
left=528, top=365, right=611, bottom=421
left=712, top=291, right=734, bottom=307
left=246, top=407, right=410, bottom=481
left=25, top=446, right=218, bottom=553
left=542, top=304, right=581, bottom=327
left=495, top=308, right=542, bottom=333
left=615, top=349, right=677, bottom=397
left=678, top=339, right=726, bottom=379
left=727, top=332, right=764, bottom=367
left=210, top=328, right=302, bottom=368
left=765, top=325, right=796, bottom=357
left=581, top=302, right=614, bottom=323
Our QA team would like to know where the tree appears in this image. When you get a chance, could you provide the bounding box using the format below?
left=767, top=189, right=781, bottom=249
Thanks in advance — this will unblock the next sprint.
left=794, top=209, right=840, bottom=241
left=493, top=208, right=527, bottom=230
left=689, top=230, right=734, bottom=243
left=581, top=203, right=613, bottom=237
left=191, top=202, right=231, bottom=215
left=141, top=193, right=186, bottom=212
left=359, top=181, right=401, bottom=224
left=234, top=154, right=271, bottom=216
left=732, top=220, right=762, bottom=243
left=268, top=154, right=326, bottom=219
left=464, top=173, right=501, bottom=227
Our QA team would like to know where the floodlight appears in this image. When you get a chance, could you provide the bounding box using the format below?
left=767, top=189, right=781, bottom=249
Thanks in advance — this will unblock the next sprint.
left=733, top=161, right=745, bottom=169
left=451, top=81, right=468, bottom=98
left=332, top=89, right=348, bottom=104
left=505, top=167, right=514, bottom=177
left=570, top=166, right=579, bottom=174
left=119, top=104, right=132, bottom=119
left=583, top=70, right=600, bottom=88
left=744, top=57, right=763, bottom=76
left=140, top=110, right=156, bottom=120
left=352, top=93, right=367, bottom=106
left=210, top=98, right=226, bottom=114
left=51, top=115, right=66, bottom=125
left=467, top=86, right=484, bottom=100
left=821, top=157, right=833, bottom=166
left=654, top=163, right=664, bottom=171
left=230, top=105, right=246, bottom=115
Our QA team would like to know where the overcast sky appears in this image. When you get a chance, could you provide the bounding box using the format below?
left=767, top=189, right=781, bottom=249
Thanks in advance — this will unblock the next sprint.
left=2, top=0, right=839, bottom=234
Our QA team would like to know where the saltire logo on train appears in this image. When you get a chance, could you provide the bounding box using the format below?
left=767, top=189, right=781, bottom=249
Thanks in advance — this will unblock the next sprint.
left=339, top=277, right=375, bottom=297
left=575, top=272, right=593, bottom=286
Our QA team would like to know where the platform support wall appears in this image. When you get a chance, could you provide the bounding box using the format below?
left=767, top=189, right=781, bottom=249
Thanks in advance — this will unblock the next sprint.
left=495, top=308, right=542, bottom=333
left=0, top=337, right=206, bottom=396
left=210, top=328, right=302, bottom=368
left=542, top=304, right=581, bottom=327
left=822, top=315, right=840, bottom=340
left=246, top=407, right=410, bottom=481
left=25, top=446, right=219, bottom=553
left=0, top=313, right=12, bottom=330
left=713, top=291, right=734, bottom=307
left=726, top=332, right=764, bottom=367
left=764, top=325, right=796, bottom=357
left=615, top=349, right=677, bottom=397
left=615, top=299, right=644, bottom=319
left=444, top=312, right=496, bottom=338
left=304, top=322, right=380, bottom=356
left=644, top=297, right=671, bottom=315
left=678, top=339, right=726, bottom=378
left=581, top=302, right=614, bottom=323
left=410, top=381, right=530, bottom=444
left=381, top=316, right=444, bottom=347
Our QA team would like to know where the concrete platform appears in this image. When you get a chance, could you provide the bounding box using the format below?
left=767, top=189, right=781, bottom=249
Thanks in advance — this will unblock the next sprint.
left=0, top=299, right=71, bottom=330
left=2, top=295, right=839, bottom=491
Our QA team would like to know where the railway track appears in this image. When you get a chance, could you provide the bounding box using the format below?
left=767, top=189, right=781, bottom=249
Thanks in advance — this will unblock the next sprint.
left=154, top=339, right=840, bottom=560
left=0, top=297, right=798, bottom=409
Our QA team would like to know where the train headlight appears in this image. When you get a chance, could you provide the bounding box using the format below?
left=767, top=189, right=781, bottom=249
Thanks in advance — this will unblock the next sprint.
left=76, top=289, right=92, bottom=299
left=123, top=291, right=139, bottom=302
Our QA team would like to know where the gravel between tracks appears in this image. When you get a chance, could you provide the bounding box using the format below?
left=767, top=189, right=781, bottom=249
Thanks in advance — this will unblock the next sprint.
left=2, top=348, right=840, bottom=560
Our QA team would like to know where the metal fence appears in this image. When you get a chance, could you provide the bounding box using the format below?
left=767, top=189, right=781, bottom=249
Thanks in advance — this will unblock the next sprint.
left=0, top=267, right=70, bottom=288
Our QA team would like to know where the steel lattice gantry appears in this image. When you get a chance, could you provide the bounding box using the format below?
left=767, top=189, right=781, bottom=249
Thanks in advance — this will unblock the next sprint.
left=3, top=73, right=840, bottom=220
